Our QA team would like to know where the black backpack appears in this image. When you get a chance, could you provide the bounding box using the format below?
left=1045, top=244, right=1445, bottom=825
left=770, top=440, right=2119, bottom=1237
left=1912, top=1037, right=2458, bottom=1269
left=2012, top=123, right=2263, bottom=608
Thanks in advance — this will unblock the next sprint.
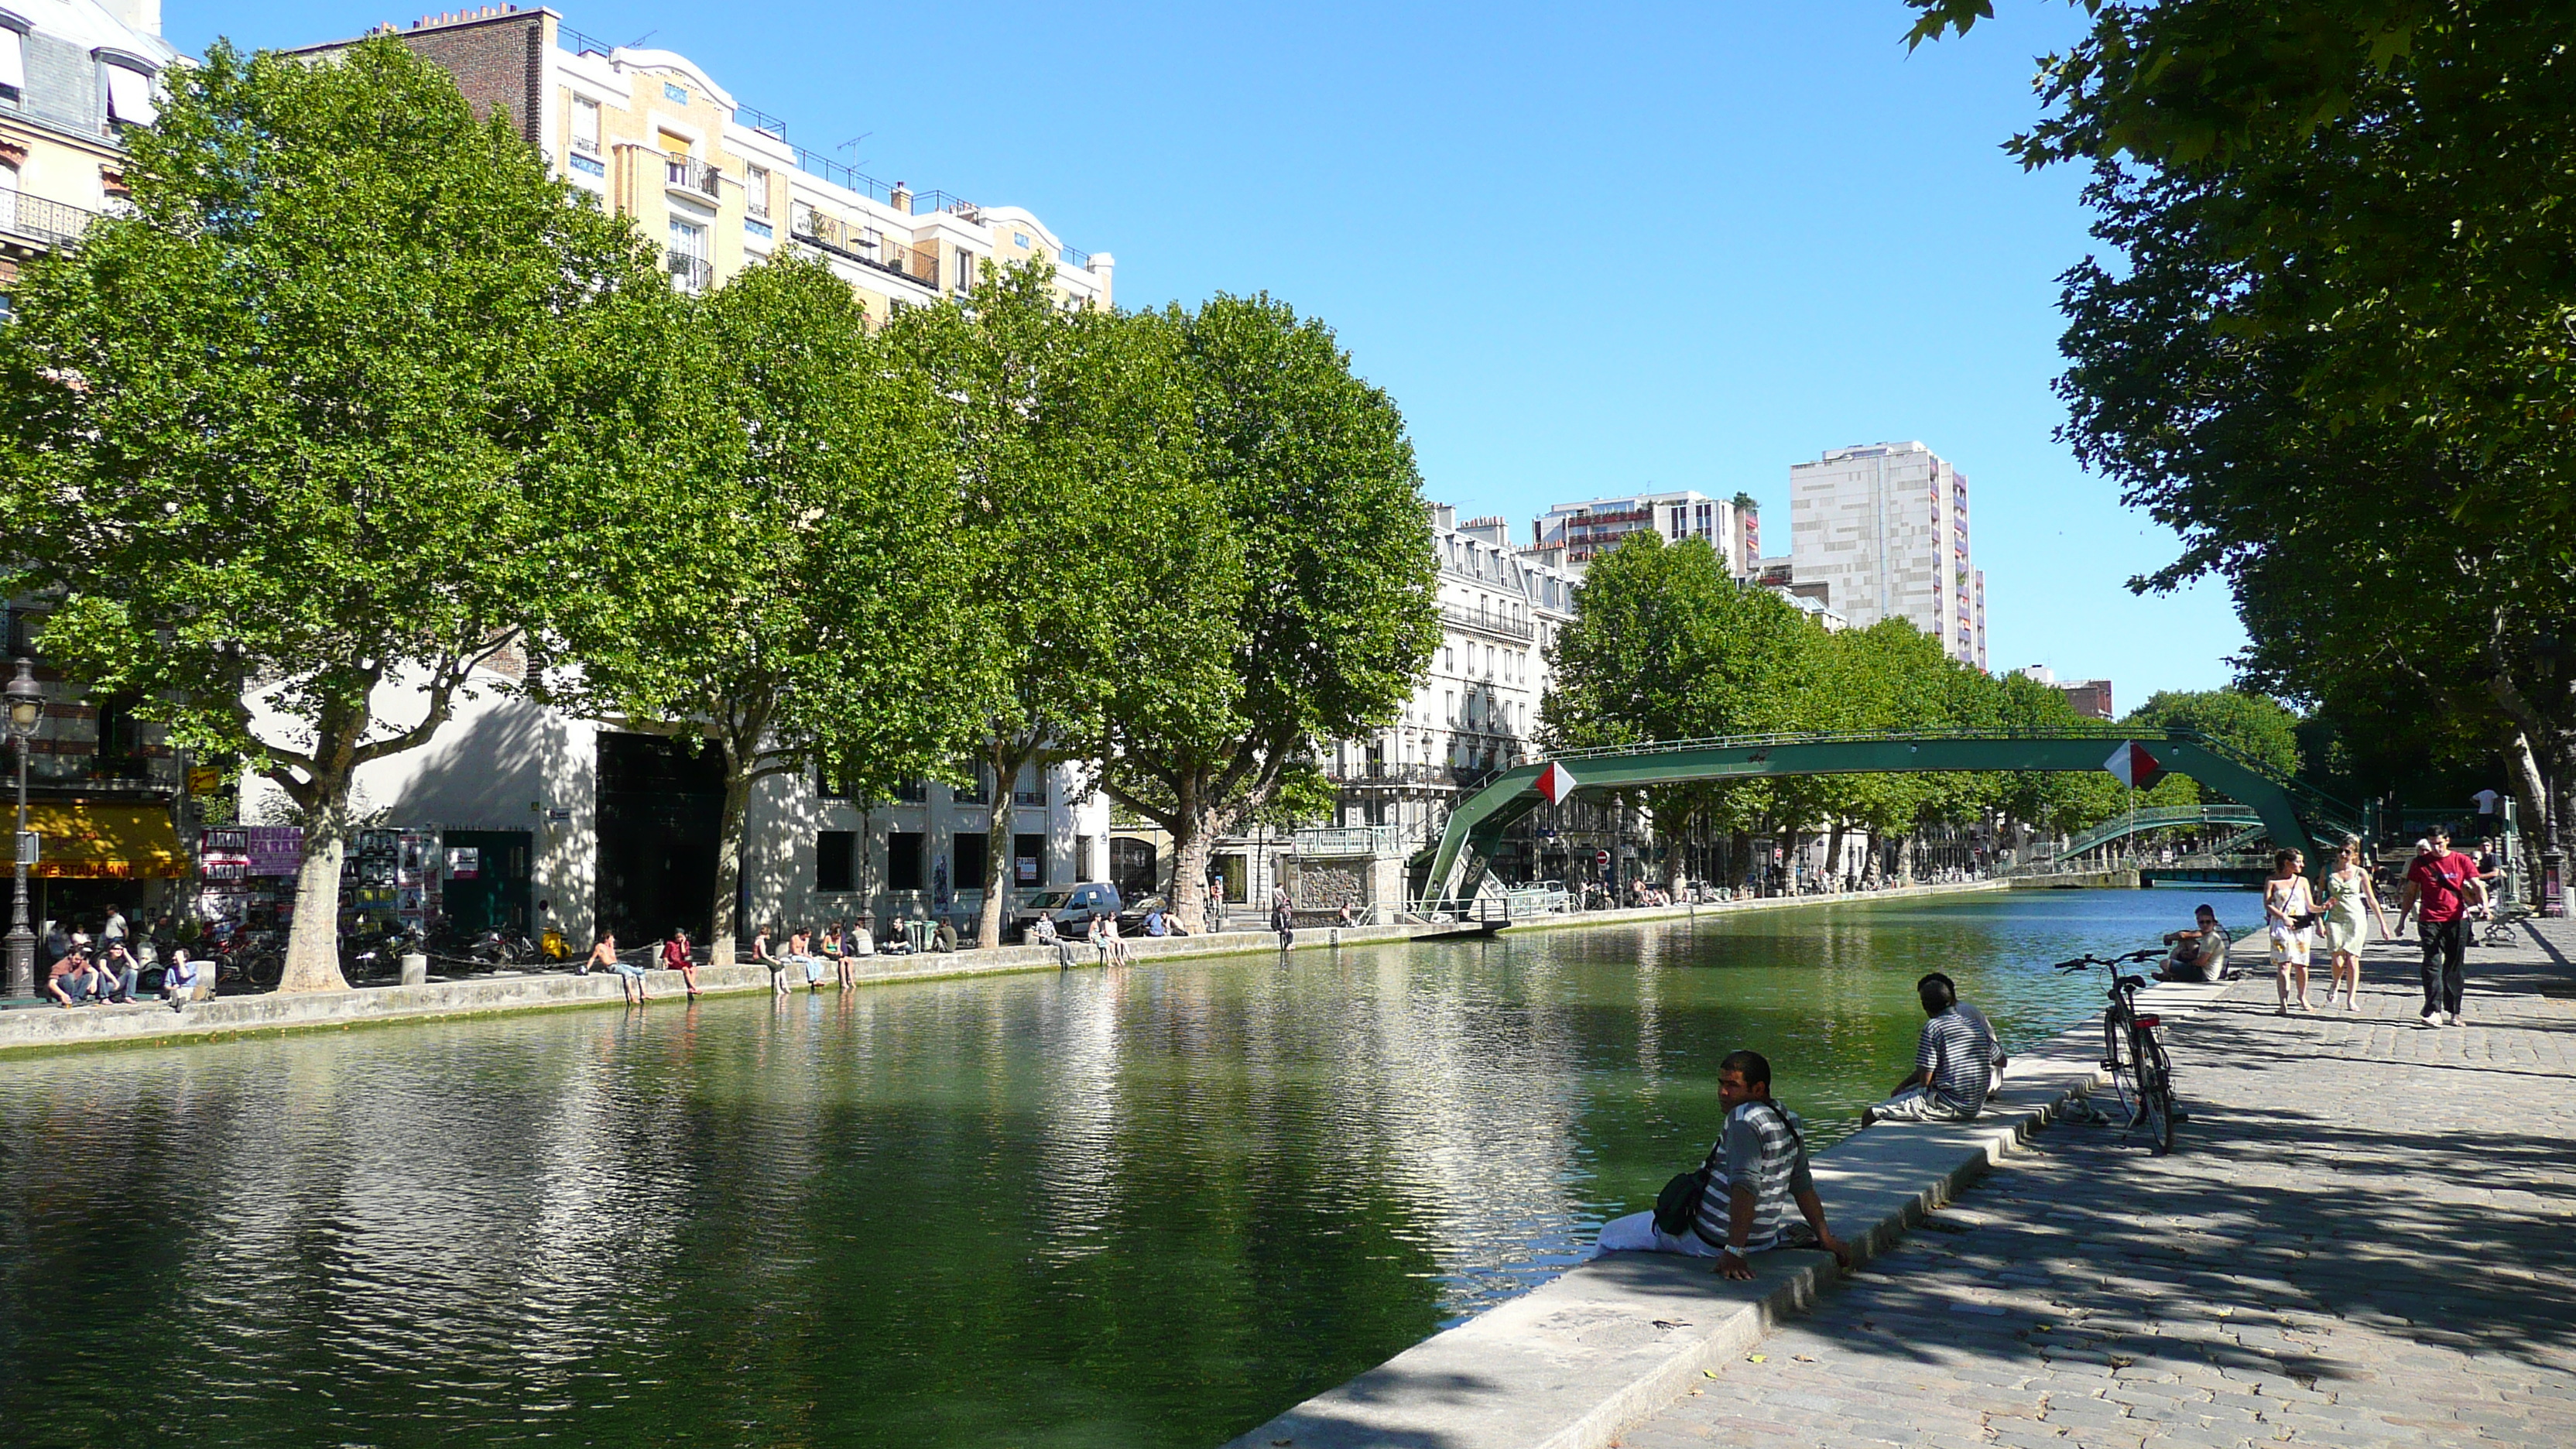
left=1652, top=1163, right=1713, bottom=1240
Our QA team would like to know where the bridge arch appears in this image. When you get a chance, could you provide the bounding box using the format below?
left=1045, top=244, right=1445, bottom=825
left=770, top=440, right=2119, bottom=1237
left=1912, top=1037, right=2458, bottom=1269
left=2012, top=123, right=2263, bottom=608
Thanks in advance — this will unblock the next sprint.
left=1419, top=730, right=2360, bottom=906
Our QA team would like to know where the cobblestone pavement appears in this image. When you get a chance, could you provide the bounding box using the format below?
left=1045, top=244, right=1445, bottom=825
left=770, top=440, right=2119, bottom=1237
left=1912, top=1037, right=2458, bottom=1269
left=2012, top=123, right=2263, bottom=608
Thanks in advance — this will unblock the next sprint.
left=1622, top=922, right=2576, bottom=1449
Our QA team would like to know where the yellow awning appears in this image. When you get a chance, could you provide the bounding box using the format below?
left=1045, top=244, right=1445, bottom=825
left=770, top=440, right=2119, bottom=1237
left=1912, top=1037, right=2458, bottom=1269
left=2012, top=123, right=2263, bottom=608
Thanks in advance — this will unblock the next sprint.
left=0, top=803, right=191, bottom=879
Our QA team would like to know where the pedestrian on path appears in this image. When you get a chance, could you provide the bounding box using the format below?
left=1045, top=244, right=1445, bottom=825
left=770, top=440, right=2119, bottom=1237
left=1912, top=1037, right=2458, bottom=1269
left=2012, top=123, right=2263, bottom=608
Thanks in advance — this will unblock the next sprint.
left=2320, top=843, right=2387, bottom=1009
left=1270, top=886, right=1294, bottom=950
left=752, top=924, right=789, bottom=996
left=662, top=928, right=701, bottom=999
left=1862, top=973, right=2003, bottom=1125
left=2263, top=848, right=2319, bottom=1014
left=1595, top=1049, right=1851, bottom=1278
left=2397, top=827, right=2482, bottom=1026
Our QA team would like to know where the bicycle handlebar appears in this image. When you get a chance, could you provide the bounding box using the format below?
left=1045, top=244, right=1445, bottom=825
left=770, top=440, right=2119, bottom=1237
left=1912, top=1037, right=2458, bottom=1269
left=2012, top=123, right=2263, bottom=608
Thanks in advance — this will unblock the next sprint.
left=2052, top=947, right=2164, bottom=971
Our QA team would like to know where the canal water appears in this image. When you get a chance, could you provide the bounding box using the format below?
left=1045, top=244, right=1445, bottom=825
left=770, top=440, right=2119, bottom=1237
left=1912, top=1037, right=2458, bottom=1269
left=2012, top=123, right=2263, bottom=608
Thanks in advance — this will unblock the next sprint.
left=0, top=886, right=2223, bottom=1448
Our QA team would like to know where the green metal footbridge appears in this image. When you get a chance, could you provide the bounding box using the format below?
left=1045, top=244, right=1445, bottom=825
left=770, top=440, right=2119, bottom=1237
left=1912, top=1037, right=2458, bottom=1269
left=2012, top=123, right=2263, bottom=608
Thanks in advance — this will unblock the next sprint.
left=1417, top=728, right=2364, bottom=908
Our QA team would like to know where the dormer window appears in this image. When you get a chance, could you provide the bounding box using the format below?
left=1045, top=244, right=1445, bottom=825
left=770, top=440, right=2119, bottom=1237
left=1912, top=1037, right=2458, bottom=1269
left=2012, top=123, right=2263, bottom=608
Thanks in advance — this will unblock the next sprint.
left=98, top=53, right=157, bottom=128
left=0, top=18, right=27, bottom=104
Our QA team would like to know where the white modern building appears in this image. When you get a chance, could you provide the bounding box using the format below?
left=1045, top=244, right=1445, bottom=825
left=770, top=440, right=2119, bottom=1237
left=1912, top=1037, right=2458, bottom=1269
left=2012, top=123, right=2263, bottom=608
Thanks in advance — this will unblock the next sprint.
left=1788, top=442, right=1987, bottom=668
left=1533, top=490, right=1757, bottom=571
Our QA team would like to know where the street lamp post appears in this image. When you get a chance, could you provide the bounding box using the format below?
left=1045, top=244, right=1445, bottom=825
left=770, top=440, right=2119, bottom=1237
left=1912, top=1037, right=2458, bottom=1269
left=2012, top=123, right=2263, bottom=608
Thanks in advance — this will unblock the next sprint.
left=4, top=657, right=46, bottom=999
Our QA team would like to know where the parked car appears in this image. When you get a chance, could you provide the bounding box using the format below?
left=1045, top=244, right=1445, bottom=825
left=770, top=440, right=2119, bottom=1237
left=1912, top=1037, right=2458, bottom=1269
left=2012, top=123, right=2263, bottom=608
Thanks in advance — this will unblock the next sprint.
left=1008, top=882, right=1124, bottom=943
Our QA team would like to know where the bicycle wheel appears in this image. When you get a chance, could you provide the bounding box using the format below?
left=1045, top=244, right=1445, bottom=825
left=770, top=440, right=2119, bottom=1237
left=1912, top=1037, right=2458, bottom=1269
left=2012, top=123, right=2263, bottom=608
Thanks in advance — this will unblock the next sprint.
left=248, top=951, right=284, bottom=989
left=2133, top=1028, right=2176, bottom=1156
left=2100, top=1013, right=2136, bottom=1121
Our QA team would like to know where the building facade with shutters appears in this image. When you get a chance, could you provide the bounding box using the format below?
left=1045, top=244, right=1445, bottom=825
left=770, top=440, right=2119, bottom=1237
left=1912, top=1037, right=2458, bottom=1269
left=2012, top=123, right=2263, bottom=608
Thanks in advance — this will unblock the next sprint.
left=0, top=0, right=177, bottom=313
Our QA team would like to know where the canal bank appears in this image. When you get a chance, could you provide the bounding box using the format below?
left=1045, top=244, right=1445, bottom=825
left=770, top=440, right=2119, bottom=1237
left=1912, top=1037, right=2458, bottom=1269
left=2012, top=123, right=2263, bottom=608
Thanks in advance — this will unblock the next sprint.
left=0, top=879, right=2007, bottom=1060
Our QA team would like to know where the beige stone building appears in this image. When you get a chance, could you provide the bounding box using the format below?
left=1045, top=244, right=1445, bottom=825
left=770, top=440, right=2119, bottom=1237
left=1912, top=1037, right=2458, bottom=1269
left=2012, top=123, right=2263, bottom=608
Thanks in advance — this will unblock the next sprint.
left=0, top=0, right=177, bottom=313
left=297, top=6, right=1110, bottom=318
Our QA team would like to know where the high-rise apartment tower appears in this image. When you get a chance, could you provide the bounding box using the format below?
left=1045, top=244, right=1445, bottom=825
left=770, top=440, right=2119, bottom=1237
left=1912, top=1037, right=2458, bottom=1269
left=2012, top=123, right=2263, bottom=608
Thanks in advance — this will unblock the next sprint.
left=1788, top=442, right=1986, bottom=669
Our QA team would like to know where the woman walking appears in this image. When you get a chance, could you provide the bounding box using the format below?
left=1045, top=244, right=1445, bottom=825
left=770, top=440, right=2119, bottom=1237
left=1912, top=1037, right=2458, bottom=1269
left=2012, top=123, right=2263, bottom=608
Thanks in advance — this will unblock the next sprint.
left=2319, top=843, right=2386, bottom=1009
left=662, top=927, right=701, bottom=999
left=2264, top=848, right=2319, bottom=1013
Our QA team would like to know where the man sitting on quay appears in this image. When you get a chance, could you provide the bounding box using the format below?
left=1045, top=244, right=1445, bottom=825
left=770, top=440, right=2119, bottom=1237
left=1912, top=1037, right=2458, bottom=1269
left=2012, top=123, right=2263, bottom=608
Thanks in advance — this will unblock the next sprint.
left=1861, top=973, right=2002, bottom=1126
left=1596, top=1049, right=1851, bottom=1279
left=2159, top=903, right=2229, bottom=982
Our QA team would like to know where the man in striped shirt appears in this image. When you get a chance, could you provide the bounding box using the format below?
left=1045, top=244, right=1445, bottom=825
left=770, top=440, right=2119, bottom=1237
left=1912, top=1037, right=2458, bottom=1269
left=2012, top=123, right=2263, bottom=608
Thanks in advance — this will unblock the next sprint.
left=1862, top=973, right=2003, bottom=1126
left=1594, top=1050, right=1852, bottom=1278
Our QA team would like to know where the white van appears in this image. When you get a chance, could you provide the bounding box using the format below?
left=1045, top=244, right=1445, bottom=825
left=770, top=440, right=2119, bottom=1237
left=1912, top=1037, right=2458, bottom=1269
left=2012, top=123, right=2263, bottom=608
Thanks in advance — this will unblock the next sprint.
left=1008, top=882, right=1123, bottom=943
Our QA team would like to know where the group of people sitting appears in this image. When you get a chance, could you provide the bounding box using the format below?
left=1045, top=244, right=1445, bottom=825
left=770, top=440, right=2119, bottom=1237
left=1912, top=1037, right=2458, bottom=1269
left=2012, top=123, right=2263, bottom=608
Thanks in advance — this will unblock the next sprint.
left=1597, top=971, right=2006, bottom=1274
left=39, top=903, right=205, bottom=1011
left=1026, top=909, right=1133, bottom=968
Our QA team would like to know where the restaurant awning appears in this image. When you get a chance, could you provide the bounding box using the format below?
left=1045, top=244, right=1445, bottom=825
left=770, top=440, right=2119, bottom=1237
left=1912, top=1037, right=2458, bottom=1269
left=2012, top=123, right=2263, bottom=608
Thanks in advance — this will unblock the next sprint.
left=0, top=803, right=191, bottom=879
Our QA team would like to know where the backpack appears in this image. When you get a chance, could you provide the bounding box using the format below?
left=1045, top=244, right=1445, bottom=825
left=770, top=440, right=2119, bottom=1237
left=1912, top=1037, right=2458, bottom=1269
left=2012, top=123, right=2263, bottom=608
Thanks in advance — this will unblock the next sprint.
left=1652, top=1165, right=1714, bottom=1241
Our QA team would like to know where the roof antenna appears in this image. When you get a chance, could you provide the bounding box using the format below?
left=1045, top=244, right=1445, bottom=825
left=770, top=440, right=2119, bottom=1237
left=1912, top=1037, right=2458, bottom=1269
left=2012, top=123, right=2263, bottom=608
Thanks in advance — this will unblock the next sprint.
left=622, top=29, right=656, bottom=47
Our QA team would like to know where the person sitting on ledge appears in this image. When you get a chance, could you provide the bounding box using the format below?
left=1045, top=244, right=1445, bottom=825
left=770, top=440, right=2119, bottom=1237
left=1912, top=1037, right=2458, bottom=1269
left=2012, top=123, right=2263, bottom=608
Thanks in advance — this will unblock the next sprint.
left=1862, top=973, right=2002, bottom=1126
left=1596, top=1049, right=1852, bottom=1279
left=2159, top=903, right=2228, bottom=983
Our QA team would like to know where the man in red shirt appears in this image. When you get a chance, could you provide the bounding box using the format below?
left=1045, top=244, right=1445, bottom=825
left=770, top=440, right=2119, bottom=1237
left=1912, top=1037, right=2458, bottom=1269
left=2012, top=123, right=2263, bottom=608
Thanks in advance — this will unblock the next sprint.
left=2398, top=828, right=2485, bottom=1026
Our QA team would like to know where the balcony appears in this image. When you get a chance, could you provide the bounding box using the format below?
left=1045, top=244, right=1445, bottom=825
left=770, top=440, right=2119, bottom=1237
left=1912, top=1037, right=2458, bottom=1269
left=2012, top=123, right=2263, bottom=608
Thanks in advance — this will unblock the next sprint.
left=788, top=204, right=938, bottom=290
left=665, top=252, right=712, bottom=294
left=663, top=154, right=722, bottom=201
left=0, top=193, right=98, bottom=251
left=1440, top=602, right=1535, bottom=642
left=1288, top=825, right=1405, bottom=858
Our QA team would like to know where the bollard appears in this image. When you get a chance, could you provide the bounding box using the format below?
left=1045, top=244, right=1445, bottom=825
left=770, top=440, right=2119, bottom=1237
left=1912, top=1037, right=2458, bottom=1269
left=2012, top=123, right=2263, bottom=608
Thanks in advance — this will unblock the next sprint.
left=399, top=952, right=428, bottom=987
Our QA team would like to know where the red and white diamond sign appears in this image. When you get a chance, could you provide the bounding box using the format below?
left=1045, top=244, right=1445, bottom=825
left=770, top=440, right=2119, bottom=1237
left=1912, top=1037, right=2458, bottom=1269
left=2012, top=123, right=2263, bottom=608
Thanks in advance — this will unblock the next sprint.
left=2103, top=741, right=2164, bottom=790
left=1536, top=761, right=1580, bottom=805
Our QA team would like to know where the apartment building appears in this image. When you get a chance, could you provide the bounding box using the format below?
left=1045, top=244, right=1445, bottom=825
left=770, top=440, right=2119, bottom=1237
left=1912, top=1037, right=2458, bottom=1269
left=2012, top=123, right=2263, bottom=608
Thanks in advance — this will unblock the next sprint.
left=0, top=0, right=176, bottom=313
left=300, top=7, right=1112, bottom=317
left=2019, top=666, right=2113, bottom=721
left=1788, top=441, right=1988, bottom=669
left=1533, top=490, right=1756, bottom=571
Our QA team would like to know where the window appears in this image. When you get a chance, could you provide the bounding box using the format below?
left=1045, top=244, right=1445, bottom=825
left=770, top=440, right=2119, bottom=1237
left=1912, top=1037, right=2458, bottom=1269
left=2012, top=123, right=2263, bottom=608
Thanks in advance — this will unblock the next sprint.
left=955, top=764, right=991, bottom=805
left=888, top=832, right=925, bottom=890
left=101, top=61, right=156, bottom=127
left=952, top=832, right=988, bottom=890
left=0, top=162, right=15, bottom=235
left=816, top=831, right=856, bottom=892
left=663, top=80, right=690, bottom=104
left=0, top=23, right=25, bottom=99
left=666, top=218, right=708, bottom=293
left=1444, top=691, right=1455, bottom=724
left=570, top=94, right=600, bottom=155
left=817, top=765, right=850, bottom=800
left=743, top=163, right=770, bottom=218
left=955, top=247, right=975, bottom=290
left=1443, top=646, right=1454, bottom=671
left=1013, top=833, right=1045, bottom=886
left=1013, top=762, right=1045, bottom=806
left=896, top=778, right=928, bottom=803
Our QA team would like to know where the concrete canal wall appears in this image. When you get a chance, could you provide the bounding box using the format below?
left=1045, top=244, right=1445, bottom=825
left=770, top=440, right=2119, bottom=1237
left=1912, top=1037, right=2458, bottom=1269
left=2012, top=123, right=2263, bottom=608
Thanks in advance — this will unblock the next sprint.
left=1218, top=929, right=2257, bottom=1449
left=0, top=878, right=2006, bottom=1060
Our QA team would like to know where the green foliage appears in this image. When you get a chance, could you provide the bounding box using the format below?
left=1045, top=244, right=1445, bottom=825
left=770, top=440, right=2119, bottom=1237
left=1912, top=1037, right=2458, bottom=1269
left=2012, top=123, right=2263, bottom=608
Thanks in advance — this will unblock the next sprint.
left=882, top=260, right=1212, bottom=943
left=1912, top=0, right=2576, bottom=842
left=537, top=252, right=981, bottom=954
left=0, top=36, right=663, bottom=988
left=1098, top=293, right=1439, bottom=920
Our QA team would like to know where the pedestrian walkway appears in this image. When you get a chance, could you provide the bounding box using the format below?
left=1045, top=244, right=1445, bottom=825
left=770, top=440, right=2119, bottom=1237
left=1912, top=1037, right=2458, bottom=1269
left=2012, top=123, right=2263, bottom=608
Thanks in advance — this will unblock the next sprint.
left=1621, top=922, right=2576, bottom=1449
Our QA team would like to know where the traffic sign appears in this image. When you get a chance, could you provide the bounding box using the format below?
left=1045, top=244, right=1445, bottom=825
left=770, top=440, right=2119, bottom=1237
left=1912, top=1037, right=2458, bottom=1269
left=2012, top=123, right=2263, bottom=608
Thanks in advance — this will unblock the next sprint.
left=2103, top=741, right=2165, bottom=790
left=1594, top=848, right=1612, bottom=869
left=1536, top=760, right=1579, bottom=805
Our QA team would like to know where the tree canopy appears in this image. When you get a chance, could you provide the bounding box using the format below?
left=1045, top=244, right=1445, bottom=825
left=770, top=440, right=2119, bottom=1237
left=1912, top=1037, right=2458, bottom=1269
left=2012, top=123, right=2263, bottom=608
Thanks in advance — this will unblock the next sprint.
left=0, top=36, right=663, bottom=989
left=1910, top=0, right=2576, bottom=848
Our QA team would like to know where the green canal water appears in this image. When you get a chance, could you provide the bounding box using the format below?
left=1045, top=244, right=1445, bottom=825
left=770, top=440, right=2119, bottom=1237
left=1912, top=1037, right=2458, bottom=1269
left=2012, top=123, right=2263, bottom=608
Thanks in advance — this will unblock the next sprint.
left=0, top=887, right=2225, bottom=1448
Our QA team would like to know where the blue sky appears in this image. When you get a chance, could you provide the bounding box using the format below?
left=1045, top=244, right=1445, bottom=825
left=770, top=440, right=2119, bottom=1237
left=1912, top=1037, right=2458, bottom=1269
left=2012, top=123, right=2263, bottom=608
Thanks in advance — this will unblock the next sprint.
left=171, top=0, right=2249, bottom=706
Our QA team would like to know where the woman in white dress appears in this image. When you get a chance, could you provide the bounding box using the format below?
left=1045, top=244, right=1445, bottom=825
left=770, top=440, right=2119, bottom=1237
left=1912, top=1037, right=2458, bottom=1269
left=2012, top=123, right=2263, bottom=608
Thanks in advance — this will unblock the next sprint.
left=2264, top=848, right=2318, bottom=1013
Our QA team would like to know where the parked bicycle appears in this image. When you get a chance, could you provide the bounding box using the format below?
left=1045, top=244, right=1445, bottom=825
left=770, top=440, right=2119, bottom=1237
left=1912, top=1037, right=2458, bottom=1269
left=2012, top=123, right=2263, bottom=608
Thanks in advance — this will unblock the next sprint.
left=2054, top=946, right=2177, bottom=1155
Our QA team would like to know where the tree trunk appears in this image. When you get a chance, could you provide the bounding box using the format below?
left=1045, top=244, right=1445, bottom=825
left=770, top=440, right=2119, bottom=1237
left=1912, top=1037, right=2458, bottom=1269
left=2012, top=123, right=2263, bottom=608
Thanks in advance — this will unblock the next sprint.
left=1163, top=771, right=1221, bottom=930
left=978, top=740, right=1029, bottom=951
left=277, top=778, right=353, bottom=993
left=2502, top=730, right=2550, bottom=845
left=1826, top=818, right=1848, bottom=889
left=709, top=758, right=752, bottom=968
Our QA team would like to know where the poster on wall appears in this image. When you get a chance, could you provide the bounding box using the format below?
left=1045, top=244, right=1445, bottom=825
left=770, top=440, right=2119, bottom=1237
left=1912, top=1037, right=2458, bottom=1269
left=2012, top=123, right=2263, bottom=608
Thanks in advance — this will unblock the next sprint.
left=447, top=848, right=480, bottom=879
left=1016, top=855, right=1038, bottom=886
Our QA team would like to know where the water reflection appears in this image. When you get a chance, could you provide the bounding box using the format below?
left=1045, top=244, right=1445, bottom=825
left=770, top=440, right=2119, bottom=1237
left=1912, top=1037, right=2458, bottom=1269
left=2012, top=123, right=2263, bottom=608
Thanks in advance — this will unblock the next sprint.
left=0, top=887, right=2206, bottom=1447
